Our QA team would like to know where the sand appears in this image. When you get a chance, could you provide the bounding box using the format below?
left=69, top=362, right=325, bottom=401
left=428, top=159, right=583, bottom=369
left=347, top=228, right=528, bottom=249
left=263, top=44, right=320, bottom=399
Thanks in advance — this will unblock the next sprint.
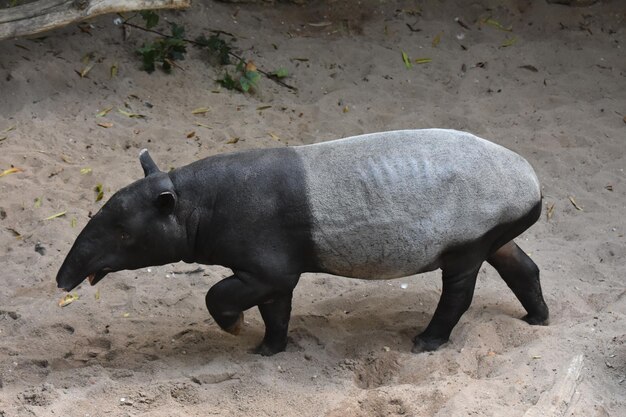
left=0, top=0, right=624, bottom=416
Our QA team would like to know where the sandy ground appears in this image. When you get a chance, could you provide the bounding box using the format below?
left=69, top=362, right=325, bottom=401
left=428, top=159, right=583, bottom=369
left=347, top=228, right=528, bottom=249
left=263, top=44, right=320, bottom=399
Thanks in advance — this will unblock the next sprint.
left=0, top=0, right=625, bottom=416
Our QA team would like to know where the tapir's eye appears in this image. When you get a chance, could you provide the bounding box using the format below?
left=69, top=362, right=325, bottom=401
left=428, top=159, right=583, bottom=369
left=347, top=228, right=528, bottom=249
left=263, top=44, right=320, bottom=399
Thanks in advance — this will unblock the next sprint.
left=120, top=230, right=130, bottom=240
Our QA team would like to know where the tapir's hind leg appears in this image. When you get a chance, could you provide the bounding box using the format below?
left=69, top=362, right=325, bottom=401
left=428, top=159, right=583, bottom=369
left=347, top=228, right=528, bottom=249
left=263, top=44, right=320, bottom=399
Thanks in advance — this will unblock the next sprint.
left=486, top=241, right=549, bottom=325
left=412, top=265, right=481, bottom=353
left=256, top=294, right=293, bottom=356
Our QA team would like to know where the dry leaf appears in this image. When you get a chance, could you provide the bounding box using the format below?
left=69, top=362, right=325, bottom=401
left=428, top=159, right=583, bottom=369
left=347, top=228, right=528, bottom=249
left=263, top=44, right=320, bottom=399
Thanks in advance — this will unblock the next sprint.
left=1, top=125, right=16, bottom=133
left=605, top=185, right=613, bottom=191
left=532, top=355, right=542, bottom=360
left=308, top=21, right=332, bottom=27
left=61, top=154, right=72, bottom=163
left=94, top=184, right=104, bottom=202
left=122, top=312, right=130, bottom=318
left=8, top=228, right=21, bottom=238
left=186, top=131, right=196, bottom=138
left=0, top=167, right=23, bottom=177
left=194, top=123, right=212, bottom=129
left=432, top=31, right=443, bottom=47
left=226, top=137, right=240, bottom=144
left=96, top=107, right=113, bottom=117
left=44, top=211, right=67, bottom=220
left=547, top=202, right=555, bottom=220
left=257, top=105, right=272, bottom=111
left=414, top=58, right=432, bottom=64
left=78, top=62, right=95, bottom=78
left=245, top=61, right=257, bottom=72
left=97, top=122, right=113, bottom=128
left=269, top=132, right=280, bottom=141
left=110, top=63, right=118, bottom=78
left=191, top=107, right=210, bottom=115
left=519, top=64, right=538, bottom=72
left=487, top=351, right=497, bottom=357
left=568, top=196, right=583, bottom=211
left=484, top=18, right=512, bottom=32
left=117, top=108, right=145, bottom=118
left=401, top=51, right=412, bottom=69
left=95, top=289, right=100, bottom=300
left=59, top=293, right=79, bottom=307
left=501, top=36, right=517, bottom=47
left=71, top=217, right=77, bottom=228
left=80, top=167, right=92, bottom=175
left=34, top=197, right=42, bottom=208
left=342, top=106, right=349, bottom=113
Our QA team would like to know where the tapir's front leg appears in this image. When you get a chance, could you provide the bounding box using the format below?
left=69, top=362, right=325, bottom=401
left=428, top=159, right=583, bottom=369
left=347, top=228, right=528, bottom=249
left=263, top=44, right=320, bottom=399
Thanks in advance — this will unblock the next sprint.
left=205, top=271, right=299, bottom=355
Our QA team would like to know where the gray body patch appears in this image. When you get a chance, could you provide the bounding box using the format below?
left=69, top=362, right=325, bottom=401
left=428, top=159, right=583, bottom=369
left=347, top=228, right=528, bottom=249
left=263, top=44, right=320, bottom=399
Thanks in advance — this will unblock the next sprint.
left=293, top=129, right=541, bottom=279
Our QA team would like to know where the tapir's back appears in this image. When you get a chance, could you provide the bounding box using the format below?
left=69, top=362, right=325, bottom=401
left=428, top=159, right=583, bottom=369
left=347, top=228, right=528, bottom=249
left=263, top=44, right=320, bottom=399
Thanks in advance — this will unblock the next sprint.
left=293, top=129, right=541, bottom=278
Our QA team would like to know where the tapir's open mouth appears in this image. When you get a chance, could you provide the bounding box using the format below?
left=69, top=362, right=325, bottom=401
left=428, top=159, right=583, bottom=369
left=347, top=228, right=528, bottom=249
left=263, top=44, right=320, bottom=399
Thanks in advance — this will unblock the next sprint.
left=87, top=268, right=113, bottom=286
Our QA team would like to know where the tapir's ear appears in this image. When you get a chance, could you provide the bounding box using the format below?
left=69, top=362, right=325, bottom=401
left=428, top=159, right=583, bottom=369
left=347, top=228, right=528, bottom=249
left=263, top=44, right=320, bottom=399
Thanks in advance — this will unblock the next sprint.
left=139, top=149, right=162, bottom=177
left=156, top=191, right=177, bottom=215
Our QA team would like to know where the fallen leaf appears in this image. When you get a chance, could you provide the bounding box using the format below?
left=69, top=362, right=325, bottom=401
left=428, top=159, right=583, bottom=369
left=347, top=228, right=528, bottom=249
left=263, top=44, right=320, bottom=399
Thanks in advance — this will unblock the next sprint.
left=77, top=62, right=95, bottom=78
left=226, top=137, right=239, bottom=144
left=80, top=167, right=92, bottom=175
left=97, top=122, right=113, bottom=128
left=532, top=355, right=542, bottom=360
left=343, top=105, right=350, bottom=113
left=1, top=125, right=16, bottom=133
left=484, top=18, right=512, bottom=32
left=290, top=57, right=309, bottom=62
left=191, top=107, right=210, bottom=115
left=605, top=185, right=613, bottom=191
left=257, top=105, right=272, bottom=111
left=186, top=131, right=196, bottom=138
left=501, top=36, right=517, bottom=47
left=568, top=196, right=583, bottom=211
left=94, top=184, right=104, bottom=202
left=245, top=61, right=257, bottom=72
left=269, top=132, right=280, bottom=141
left=519, top=64, right=538, bottom=72
left=117, top=108, right=145, bottom=118
left=414, top=58, right=432, bottom=64
left=34, top=197, right=42, bottom=208
left=432, top=31, right=443, bottom=47
left=59, top=293, right=79, bottom=307
left=110, top=63, right=118, bottom=78
left=0, top=167, right=23, bottom=177
left=44, top=211, right=67, bottom=220
left=95, top=289, right=100, bottom=300
left=547, top=202, right=555, bottom=220
left=71, top=217, right=77, bottom=228
left=122, top=312, right=130, bottom=318
left=61, top=154, right=72, bottom=163
left=487, top=351, right=497, bottom=357
left=96, top=107, right=113, bottom=117
left=308, top=21, right=332, bottom=27
left=194, top=123, right=212, bottom=129
left=0, top=135, right=6, bottom=142
left=401, top=51, right=412, bottom=69
left=8, top=228, right=21, bottom=238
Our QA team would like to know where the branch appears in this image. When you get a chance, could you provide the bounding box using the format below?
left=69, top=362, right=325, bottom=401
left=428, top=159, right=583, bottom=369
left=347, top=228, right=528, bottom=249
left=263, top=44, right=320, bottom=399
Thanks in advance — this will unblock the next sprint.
left=123, top=20, right=298, bottom=92
left=0, top=0, right=190, bottom=41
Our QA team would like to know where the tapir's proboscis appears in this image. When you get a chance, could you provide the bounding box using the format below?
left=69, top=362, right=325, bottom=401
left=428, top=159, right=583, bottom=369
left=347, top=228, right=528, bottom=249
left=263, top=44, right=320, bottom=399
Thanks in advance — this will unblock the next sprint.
left=56, top=129, right=549, bottom=356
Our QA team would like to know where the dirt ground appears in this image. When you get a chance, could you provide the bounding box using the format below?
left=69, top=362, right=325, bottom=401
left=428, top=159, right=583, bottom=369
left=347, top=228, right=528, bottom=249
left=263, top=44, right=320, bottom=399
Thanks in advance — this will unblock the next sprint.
left=0, top=0, right=625, bottom=416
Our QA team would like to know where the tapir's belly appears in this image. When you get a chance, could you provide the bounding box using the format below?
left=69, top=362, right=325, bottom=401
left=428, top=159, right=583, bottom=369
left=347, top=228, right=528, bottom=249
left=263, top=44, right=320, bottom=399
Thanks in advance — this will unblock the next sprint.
left=293, top=129, right=540, bottom=279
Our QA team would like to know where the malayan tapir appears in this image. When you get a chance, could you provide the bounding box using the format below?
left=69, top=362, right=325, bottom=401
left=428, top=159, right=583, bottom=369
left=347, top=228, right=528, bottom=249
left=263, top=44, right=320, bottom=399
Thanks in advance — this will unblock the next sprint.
left=56, top=129, right=549, bottom=356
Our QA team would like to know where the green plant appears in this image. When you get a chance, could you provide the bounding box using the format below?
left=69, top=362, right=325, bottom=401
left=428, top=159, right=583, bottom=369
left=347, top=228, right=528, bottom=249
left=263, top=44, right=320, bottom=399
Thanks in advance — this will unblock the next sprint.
left=195, top=34, right=232, bottom=65
left=217, top=61, right=261, bottom=93
left=137, top=22, right=187, bottom=73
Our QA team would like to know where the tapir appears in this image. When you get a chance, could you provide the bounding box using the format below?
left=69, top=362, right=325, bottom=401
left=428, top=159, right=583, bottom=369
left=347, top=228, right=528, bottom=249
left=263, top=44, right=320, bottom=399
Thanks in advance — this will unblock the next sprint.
left=56, top=129, right=549, bottom=356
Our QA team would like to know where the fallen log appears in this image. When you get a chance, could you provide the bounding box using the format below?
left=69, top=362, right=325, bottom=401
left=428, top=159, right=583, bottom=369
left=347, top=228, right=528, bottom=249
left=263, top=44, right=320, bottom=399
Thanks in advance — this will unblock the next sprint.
left=0, top=0, right=190, bottom=41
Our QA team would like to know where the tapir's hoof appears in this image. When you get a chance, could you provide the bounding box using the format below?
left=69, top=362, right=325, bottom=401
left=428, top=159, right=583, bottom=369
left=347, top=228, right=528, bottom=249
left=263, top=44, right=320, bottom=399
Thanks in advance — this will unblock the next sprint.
left=522, top=313, right=549, bottom=326
left=224, top=312, right=244, bottom=335
left=411, top=335, right=448, bottom=353
left=252, top=340, right=287, bottom=356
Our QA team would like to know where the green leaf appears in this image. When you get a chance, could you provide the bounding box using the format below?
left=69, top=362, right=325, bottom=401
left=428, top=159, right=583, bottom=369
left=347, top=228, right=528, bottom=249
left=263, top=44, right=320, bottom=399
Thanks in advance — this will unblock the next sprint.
left=501, top=36, right=517, bottom=47
left=272, top=68, right=289, bottom=78
left=216, top=72, right=237, bottom=90
left=140, top=10, right=159, bottom=29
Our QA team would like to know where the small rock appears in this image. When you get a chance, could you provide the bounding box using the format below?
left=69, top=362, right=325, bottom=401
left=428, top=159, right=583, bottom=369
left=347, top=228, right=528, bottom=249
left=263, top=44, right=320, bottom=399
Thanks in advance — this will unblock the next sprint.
left=34, top=242, right=46, bottom=255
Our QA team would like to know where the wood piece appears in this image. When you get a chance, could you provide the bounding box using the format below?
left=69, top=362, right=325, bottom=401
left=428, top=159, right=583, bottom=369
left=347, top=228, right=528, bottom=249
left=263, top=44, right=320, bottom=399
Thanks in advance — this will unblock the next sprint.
left=523, top=354, right=584, bottom=417
left=0, top=0, right=190, bottom=41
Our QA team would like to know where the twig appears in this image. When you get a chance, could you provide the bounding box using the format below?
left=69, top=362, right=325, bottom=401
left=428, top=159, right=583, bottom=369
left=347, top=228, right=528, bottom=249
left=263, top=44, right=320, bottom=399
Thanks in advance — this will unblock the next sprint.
left=122, top=20, right=297, bottom=91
